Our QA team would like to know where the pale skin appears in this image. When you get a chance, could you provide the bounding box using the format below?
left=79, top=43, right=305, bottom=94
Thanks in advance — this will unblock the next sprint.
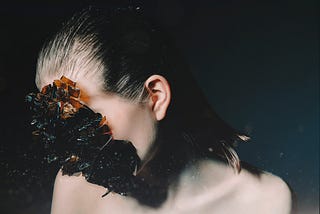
left=40, top=75, right=293, bottom=214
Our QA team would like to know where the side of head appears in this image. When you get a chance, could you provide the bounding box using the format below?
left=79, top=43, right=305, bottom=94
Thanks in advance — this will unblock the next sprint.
left=35, top=8, right=174, bottom=161
left=35, top=7, right=248, bottom=177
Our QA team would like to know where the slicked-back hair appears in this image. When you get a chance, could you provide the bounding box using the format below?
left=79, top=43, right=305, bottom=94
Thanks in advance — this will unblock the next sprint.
left=36, top=7, right=249, bottom=207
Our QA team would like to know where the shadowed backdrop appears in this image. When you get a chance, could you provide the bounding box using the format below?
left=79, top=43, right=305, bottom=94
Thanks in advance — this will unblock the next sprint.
left=0, top=0, right=318, bottom=213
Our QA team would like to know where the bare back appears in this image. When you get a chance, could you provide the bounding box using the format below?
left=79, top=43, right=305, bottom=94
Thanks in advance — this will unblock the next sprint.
left=51, top=159, right=292, bottom=214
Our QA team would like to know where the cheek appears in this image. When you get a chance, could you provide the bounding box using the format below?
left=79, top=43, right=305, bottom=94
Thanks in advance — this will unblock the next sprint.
left=105, top=105, right=141, bottom=141
left=87, top=95, right=155, bottom=158
left=108, top=107, right=156, bottom=158
left=87, top=97, right=133, bottom=140
left=108, top=111, right=132, bottom=140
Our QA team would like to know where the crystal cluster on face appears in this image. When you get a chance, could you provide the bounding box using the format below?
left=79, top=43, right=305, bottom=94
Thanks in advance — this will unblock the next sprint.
left=25, top=76, right=140, bottom=196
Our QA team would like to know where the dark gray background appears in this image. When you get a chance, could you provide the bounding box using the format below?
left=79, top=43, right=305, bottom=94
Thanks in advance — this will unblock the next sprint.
left=0, top=0, right=318, bottom=213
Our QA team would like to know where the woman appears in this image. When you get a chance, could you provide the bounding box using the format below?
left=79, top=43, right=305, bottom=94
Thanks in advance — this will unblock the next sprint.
left=32, top=6, right=293, bottom=214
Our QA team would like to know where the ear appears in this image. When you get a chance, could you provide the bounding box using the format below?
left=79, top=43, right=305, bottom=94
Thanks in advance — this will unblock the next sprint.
left=144, top=75, right=171, bottom=121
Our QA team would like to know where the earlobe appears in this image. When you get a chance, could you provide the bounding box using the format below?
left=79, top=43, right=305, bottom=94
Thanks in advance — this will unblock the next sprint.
left=144, top=75, right=171, bottom=121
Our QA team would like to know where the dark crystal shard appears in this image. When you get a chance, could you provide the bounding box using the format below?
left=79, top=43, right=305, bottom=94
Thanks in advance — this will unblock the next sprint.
left=25, top=76, right=141, bottom=197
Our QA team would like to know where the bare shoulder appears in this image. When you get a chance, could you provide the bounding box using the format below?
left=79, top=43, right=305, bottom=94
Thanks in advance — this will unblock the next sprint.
left=51, top=170, right=108, bottom=214
left=233, top=162, right=293, bottom=214
left=253, top=169, right=293, bottom=213
left=194, top=160, right=293, bottom=214
left=51, top=170, right=147, bottom=214
left=51, top=170, right=82, bottom=214
left=52, top=169, right=104, bottom=197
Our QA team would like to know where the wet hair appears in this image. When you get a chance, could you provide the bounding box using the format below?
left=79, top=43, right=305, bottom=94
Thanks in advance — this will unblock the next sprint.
left=35, top=6, right=249, bottom=207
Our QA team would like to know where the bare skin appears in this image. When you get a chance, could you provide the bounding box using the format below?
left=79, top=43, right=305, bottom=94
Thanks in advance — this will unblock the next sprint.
left=40, top=74, right=292, bottom=214
left=51, top=160, right=292, bottom=214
